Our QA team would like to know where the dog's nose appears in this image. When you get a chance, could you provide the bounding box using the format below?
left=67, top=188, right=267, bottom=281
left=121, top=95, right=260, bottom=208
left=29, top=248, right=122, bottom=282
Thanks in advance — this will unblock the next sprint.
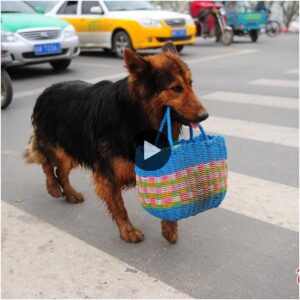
left=198, top=112, right=209, bottom=122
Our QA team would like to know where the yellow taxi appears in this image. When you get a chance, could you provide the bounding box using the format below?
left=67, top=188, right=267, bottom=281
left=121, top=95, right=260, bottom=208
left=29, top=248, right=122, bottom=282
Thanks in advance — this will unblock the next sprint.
left=47, top=0, right=196, bottom=57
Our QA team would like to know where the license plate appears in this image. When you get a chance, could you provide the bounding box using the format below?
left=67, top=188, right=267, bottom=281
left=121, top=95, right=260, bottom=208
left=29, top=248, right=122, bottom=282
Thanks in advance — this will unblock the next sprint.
left=34, top=43, right=62, bottom=56
left=172, top=29, right=187, bottom=37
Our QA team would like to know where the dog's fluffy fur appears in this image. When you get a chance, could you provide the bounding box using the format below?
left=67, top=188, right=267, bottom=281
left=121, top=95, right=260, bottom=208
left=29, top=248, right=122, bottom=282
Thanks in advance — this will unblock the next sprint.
left=25, top=42, right=208, bottom=243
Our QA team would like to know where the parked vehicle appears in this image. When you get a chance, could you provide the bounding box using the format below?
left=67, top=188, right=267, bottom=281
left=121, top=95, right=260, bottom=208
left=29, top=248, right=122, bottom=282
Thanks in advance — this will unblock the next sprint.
left=224, top=1, right=280, bottom=42
left=1, top=49, right=13, bottom=109
left=190, top=1, right=233, bottom=46
left=1, top=1, right=79, bottom=70
left=45, top=0, right=196, bottom=57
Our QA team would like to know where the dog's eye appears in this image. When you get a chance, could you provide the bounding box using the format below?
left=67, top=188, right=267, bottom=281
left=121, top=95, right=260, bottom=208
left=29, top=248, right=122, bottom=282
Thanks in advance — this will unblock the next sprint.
left=171, top=86, right=184, bottom=93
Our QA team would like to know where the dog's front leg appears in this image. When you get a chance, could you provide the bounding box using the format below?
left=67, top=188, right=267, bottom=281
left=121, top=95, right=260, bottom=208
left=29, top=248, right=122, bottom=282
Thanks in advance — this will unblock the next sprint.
left=161, top=220, right=178, bottom=244
left=93, top=171, right=144, bottom=243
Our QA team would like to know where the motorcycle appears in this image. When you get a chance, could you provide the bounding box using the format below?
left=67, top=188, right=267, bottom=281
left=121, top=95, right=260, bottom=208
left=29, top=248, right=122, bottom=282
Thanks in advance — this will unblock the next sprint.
left=190, top=1, right=233, bottom=46
left=1, top=49, right=13, bottom=109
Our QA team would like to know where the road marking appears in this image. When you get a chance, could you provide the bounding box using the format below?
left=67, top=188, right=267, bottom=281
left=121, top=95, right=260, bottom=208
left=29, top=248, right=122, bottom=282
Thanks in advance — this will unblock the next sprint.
left=13, top=50, right=258, bottom=100
left=88, top=72, right=128, bottom=84
left=221, top=172, right=298, bottom=232
left=2, top=149, right=20, bottom=157
left=2, top=202, right=190, bottom=299
left=182, top=117, right=298, bottom=148
left=14, top=72, right=128, bottom=99
left=205, top=116, right=299, bottom=148
left=285, top=69, right=299, bottom=75
left=202, top=91, right=299, bottom=110
left=13, top=88, right=44, bottom=99
left=249, top=78, right=299, bottom=88
left=186, top=49, right=258, bottom=64
left=74, top=61, right=120, bottom=68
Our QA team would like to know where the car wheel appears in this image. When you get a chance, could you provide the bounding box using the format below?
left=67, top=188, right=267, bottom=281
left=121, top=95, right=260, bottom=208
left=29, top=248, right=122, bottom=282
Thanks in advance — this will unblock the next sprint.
left=250, top=30, right=259, bottom=42
left=50, top=59, right=71, bottom=70
left=1, top=69, right=13, bottom=109
left=112, top=30, right=133, bottom=58
left=175, top=45, right=185, bottom=53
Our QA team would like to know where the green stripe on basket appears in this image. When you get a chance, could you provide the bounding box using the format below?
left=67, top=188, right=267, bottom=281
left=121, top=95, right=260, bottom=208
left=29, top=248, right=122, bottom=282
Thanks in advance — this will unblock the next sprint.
left=140, top=187, right=227, bottom=209
left=136, top=162, right=227, bottom=189
left=137, top=172, right=227, bottom=191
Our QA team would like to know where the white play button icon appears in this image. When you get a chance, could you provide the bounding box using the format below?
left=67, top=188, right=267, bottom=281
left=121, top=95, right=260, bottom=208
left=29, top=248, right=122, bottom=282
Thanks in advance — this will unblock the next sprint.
left=135, top=129, right=171, bottom=171
left=144, top=141, right=161, bottom=160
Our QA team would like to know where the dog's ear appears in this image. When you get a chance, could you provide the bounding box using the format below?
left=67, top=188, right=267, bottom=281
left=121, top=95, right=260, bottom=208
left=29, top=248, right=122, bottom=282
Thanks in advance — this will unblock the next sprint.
left=124, top=48, right=151, bottom=75
left=162, top=41, right=178, bottom=55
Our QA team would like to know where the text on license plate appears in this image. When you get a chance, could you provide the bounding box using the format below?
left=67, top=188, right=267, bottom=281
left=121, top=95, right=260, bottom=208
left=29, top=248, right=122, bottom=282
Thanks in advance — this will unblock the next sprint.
left=172, top=29, right=187, bottom=37
left=34, top=43, right=62, bottom=56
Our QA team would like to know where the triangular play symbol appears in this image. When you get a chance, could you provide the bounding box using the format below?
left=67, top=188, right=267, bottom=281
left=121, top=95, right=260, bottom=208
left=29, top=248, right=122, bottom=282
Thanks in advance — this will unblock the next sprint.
left=144, top=141, right=161, bottom=160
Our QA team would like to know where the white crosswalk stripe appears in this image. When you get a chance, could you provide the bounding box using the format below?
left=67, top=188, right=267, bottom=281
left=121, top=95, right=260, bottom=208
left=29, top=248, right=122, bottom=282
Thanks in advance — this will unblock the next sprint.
left=204, top=116, right=299, bottom=148
left=250, top=78, right=299, bottom=88
left=202, top=91, right=299, bottom=110
left=14, top=72, right=128, bottom=100
left=2, top=202, right=190, bottom=299
left=285, top=69, right=299, bottom=75
left=221, top=172, right=298, bottom=232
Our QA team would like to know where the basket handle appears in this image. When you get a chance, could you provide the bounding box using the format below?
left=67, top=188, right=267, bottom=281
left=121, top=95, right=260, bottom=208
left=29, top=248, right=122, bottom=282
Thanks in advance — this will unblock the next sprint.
left=155, top=106, right=174, bottom=148
left=188, top=124, right=209, bottom=141
left=155, top=107, right=209, bottom=148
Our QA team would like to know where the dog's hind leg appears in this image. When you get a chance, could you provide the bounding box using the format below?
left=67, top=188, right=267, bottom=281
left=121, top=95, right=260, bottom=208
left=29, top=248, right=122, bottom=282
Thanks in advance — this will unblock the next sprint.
left=161, top=220, right=178, bottom=244
left=24, top=135, right=62, bottom=198
left=93, top=171, right=144, bottom=243
left=42, top=163, right=63, bottom=198
left=55, top=149, right=84, bottom=203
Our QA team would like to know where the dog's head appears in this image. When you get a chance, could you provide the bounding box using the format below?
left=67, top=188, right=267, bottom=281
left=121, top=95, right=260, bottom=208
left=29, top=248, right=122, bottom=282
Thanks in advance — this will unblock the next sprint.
left=124, top=42, right=208, bottom=127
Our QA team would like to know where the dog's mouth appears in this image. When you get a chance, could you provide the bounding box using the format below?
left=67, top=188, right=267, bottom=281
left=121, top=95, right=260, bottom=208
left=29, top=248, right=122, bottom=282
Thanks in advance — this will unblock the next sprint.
left=171, top=109, right=209, bottom=126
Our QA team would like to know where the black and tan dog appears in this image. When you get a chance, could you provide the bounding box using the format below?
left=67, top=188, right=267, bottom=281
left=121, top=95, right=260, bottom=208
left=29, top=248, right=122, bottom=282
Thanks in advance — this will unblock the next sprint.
left=24, top=42, right=208, bottom=243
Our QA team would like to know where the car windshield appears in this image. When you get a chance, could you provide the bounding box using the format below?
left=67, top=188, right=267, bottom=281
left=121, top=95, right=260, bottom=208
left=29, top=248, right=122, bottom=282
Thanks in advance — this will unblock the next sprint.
left=1, top=1, right=36, bottom=13
left=104, top=1, right=154, bottom=11
left=25, top=1, right=59, bottom=12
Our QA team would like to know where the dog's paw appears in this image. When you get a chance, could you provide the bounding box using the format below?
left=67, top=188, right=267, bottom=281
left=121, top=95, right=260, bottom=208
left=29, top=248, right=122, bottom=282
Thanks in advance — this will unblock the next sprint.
left=121, top=228, right=144, bottom=243
left=64, top=191, right=85, bottom=203
left=47, top=181, right=63, bottom=198
left=161, top=221, right=178, bottom=244
left=162, top=230, right=178, bottom=244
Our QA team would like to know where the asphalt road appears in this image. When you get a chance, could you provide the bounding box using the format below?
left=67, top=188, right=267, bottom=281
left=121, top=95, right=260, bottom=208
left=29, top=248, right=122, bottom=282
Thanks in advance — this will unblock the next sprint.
left=2, top=34, right=299, bottom=298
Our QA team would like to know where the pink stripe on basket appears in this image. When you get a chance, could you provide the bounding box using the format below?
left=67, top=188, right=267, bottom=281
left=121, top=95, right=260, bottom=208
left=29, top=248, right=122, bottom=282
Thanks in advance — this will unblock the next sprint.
left=136, top=160, right=227, bottom=206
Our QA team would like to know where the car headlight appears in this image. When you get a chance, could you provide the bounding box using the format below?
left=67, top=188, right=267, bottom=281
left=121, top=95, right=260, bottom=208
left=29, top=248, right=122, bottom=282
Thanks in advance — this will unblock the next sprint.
left=63, top=25, right=76, bottom=38
left=186, top=16, right=195, bottom=26
left=1, top=30, right=18, bottom=43
left=139, top=18, right=161, bottom=28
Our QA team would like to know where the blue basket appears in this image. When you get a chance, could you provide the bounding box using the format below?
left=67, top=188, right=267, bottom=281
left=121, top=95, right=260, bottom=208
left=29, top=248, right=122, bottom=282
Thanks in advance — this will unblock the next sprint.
left=135, top=107, right=228, bottom=221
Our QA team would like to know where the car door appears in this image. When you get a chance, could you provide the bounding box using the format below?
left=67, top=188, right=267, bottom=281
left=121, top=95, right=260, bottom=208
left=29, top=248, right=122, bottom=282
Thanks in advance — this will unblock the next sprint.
left=56, top=0, right=90, bottom=46
left=79, top=0, right=107, bottom=47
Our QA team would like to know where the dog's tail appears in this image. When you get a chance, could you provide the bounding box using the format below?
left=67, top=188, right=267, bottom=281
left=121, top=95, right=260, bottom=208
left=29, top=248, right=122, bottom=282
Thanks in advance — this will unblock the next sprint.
left=24, top=134, right=43, bottom=164
left=24, top=135, right=35, bottom=163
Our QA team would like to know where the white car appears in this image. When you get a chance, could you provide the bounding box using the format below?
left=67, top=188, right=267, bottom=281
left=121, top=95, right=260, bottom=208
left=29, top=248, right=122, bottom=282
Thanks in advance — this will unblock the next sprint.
left=45, top=0, right=196, bottom=57
left=1, top=1, right=79, bottom=70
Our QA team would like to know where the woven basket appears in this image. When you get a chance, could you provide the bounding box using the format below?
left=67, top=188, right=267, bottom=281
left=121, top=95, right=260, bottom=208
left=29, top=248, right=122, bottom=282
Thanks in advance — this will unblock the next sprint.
left=135, top=106, right=228, bottom=221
